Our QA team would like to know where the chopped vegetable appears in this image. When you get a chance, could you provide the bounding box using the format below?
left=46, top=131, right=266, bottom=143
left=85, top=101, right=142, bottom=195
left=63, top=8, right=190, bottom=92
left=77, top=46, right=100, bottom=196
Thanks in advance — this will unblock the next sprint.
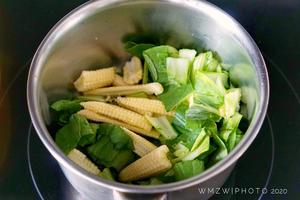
left=84, top=82, right=163, bottom=96
left=113, top=74, right=129, bottom=86
left=145, top=115, right=178, bottom=140
left=74, top=67, right=115, bottom=92
left=166, top=57, right=190, bottom=84
left=68, top=149, right=101, bottom=175
left=87, top=124, right=134, bottom=171
left=193, top=72, right=225, bottom=108
left=119, top=145, right=172, bottom=182
left=81, top=101, right=152, bottom=131
left=142, top=62, right=149, bottom=84
left=220, top=113, right=242, bottom=142
left=124, top=42, right=155, bottom=59
left=77, top=95, right=106, bottom=102
left=55, top=114, right=96, bottom=154
left=50, top=44, right=248, bottom=185
left=178, top=49, right=197, bottom=62
left=143, top=45, right=178, bottom=84
left=183, top=135, right=210, bottom=161
left=50, top=99, right=82, bottom=124
left=77, top=109, right=160, bottom=138
left=123, top=56, right=143, bottom=84
left=173, top=160, right=204, bottom=181
left=116, top=97, right=167, bottom=115
left=221, top=88, right=242, bottom=119
left=98, top=168, right=115, bottom=181
left=159, top=82, right=193, bottom=111
left=121, top=127, right=157, bottom=157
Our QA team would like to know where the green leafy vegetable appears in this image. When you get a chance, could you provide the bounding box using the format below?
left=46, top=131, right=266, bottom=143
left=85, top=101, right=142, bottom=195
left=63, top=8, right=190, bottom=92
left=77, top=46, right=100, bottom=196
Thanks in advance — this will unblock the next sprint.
left=192, top=51, right=219, bottom=75
left=87, top=124, right=134, bottom=171
left=51, top=99, right=81, bottom=112
left=145, top=115, right=178, bottom=140
left=173, top=160, right=205, bottom=181
left=142, top=62, right=149, bottom=84
left=143, top=45, right=178, bottom=84
left=124, top=42, right=155, bottom=59
left=98, top=168, right=115, bottom=181
left=50, top=99, right=82, bottom=124
left=183, top=134, right=210, bottom=161
left=179, top=49, right=197, bottom=62
left=209, top=131, right=228, bottom=165
left=166, top=57, right=190, bottom=84
left=186, top=103, right=221, bottom=122
left=203, top=72, right=229, bottom=89
left=221, top=88, right=242, bottom=119
left=193, top=72, right=225, bottom=108
left=172, top=102, right=189, bottom=129
left=78, top=123, right=98, bottom=147
left=220, top=113, right=242, bottom=142
left=55, top=114, right=96, bottom=154
left=159, top=82, right=193, bottom=111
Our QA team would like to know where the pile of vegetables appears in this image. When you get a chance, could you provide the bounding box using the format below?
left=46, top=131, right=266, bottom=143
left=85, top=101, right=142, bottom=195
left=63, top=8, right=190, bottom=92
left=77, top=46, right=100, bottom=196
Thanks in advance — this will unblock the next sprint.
left=49, top=42, right=247, bottom=184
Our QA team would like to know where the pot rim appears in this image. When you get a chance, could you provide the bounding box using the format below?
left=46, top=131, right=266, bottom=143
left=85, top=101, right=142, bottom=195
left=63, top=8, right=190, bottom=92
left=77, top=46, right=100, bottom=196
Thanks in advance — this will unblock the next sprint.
left=27, top=0, right=269, bottom=194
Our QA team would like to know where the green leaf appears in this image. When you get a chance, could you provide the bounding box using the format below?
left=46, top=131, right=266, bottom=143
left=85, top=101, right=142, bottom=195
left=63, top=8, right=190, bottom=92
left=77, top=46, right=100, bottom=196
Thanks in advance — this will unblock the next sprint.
left=51, top=99, right=81, bottom=112
left=191, top=129, right=207, bottom=152
left=98, top=168, right=115, bottom=181
left=203, top=72, right=229, bottom=89
left=209, top=131, right=228, bottom=165
left=193, top=72, right=225, bottom=108
left=183, top=135, right=210, bottom=160
left=186, top=103, right=221, bottom=122
left=235, top=130, right=244, bottom=146
left=159, top=82, right=193, bottom=111
left=173, top=160, right=205, bottom=181
left=221, top=88, right=242, bottom=119
left=166, top=57, right=190, bottom=84
left=143, top=45, right=178, bottom=84
left=78, top=122, right=98, bottom=147
left=124, top=41, right=155, bottom=59
left=172, top=102, right=189, bottom=129
left=145, top=115, right=178, bottom=140
left=55, top=114, right=94, bottom=154
left=142, top=62, right=149, bottom=84
left=97, top=124, right=133, bottom=149
left=50, top=99, right=82, bottom=125
left=87, top=124, right=134, bottom=171
left=110, top=150, right=135, bottom=171
left=179, top=49, right=197, bottom=62
left=220, top=113, right=242, bottom=142
left=192, top=51, right=219, bottom=74
left=227, top=130, right=237, bottom=152
left=171, top=126, right=200, bottom=150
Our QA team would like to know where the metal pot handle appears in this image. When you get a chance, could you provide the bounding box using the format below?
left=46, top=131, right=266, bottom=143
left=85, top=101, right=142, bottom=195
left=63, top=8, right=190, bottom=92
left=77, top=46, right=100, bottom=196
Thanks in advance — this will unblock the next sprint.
left=113, top=191, right=167, bottom=200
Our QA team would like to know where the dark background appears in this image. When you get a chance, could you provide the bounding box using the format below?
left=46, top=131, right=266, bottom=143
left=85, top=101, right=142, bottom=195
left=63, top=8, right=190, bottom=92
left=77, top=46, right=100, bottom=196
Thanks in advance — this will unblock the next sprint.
left=0, top=0, right=299, bottom=199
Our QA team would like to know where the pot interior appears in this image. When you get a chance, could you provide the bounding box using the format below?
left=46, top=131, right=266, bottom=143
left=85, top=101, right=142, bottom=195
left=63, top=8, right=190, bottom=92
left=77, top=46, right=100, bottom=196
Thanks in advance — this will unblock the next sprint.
left=29, top=0, right=266, bottom=192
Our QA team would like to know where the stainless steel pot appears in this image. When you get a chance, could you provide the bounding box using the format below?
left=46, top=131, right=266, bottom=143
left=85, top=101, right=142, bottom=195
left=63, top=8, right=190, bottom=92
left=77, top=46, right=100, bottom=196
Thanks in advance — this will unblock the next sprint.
left=27, top=0, right=269, bottom=199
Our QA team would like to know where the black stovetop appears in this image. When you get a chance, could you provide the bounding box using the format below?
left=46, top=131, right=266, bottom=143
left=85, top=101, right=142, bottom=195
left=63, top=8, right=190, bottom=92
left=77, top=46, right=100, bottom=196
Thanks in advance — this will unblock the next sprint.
left=0, top=1, right=299, bottom=200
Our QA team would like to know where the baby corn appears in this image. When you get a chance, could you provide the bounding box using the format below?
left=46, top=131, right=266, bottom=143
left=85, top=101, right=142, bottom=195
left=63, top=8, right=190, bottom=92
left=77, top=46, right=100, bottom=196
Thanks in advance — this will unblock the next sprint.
left=116, top=97, right=167, bottom=115
left=68, top=149, right=100, bottom=175
left=84, top=82, right=163, bottom=96
left=113, top=74, right=129, bottom=86
left=119, top=145, right=172, bottom=182
left=74, top=67, right=115, bottom=92
left=80, top=101, right=152, bottom=131
left=77, top=109, right=160, bottom=138
left=123, top=56, right=143, bottom=84
left=121, top=127, right=157, bottom=157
